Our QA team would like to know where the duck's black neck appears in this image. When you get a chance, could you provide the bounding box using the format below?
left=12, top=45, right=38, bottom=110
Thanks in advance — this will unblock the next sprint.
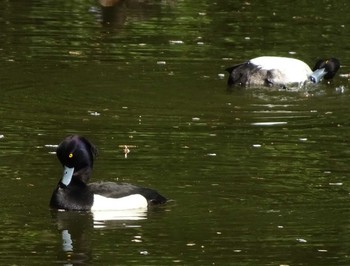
left=73, top=166, right=93, bottom=184
left=58, top=166, right=93, bottom=188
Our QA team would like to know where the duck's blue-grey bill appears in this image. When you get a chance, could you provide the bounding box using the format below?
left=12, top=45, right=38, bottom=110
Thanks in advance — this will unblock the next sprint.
left=309, top=68, right=327, bottom=83
left=61, top=166, right=74, bottom=186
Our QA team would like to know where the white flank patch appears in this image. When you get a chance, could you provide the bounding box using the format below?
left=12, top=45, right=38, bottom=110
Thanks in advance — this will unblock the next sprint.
left=250, top=56, right=312, bottom=83
left=91, top=194, right=148, bottom=211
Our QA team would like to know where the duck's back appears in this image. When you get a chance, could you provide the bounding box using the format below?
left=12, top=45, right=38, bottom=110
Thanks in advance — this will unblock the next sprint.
left=89, top=182, right=167, bottom=205
left=250, top=56, right=312, bottom=84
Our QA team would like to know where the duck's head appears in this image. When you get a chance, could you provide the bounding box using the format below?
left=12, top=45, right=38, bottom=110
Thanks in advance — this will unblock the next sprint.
left=309, top=58, right=340, bottom=83
left=56, top=135, right=98, bottom=186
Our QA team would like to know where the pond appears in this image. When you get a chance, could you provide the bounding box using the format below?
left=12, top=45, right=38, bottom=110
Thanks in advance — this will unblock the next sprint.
left=1, top=0, right=350, bottom=265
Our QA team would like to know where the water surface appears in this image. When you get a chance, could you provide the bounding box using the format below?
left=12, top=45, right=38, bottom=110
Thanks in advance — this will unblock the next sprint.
left=1, top=0, right=350, bottom=265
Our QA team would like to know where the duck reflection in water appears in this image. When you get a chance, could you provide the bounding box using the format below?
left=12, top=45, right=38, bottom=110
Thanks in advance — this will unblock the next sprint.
left=98, top=0, right=160, bottom=27
left=99, top=0, right=127, bottom=27
left=53, top=211, right=93, bottom=264
left=52, top=209, right=149, bottom=264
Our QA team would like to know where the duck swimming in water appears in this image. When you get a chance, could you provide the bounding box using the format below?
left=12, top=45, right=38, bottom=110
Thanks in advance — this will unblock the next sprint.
left=225, top=56, right=340, bottom=88
left=50, top=135, right=167, bottom=211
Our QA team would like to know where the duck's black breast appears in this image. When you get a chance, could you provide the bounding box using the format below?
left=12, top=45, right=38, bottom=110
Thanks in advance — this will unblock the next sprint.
left=50, top=184, right=94, bottom=211
left=89, top=182, right=167, bottom=205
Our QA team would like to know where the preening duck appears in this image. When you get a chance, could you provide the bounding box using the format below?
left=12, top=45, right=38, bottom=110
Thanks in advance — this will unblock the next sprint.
left=225, top=56, right=340, bottom=88
left=50, top=135, right=167, bottom=211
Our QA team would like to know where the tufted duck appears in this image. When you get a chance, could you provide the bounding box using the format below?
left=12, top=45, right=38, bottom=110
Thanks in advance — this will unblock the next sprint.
left=50, top=135, right=167, bottom=211
left=225, top=56, right=340, bottom=88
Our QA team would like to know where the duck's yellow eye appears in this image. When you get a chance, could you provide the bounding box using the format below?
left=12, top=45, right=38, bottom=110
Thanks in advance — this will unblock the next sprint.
left=69, top=153, right=73, bottom=158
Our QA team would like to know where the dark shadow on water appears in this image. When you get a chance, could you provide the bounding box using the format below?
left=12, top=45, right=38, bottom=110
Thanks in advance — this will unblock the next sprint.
left=97, top=0, right=172, bottom=28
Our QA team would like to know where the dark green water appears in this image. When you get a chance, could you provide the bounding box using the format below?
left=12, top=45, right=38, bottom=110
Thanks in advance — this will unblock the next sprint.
left=1, top=0, right=350, bottom=265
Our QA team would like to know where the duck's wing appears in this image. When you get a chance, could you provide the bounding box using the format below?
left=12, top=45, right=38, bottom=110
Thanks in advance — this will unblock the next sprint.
left=89, top=182, right=167, bottom=205
left=226, top=62, right=251, bottom=86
